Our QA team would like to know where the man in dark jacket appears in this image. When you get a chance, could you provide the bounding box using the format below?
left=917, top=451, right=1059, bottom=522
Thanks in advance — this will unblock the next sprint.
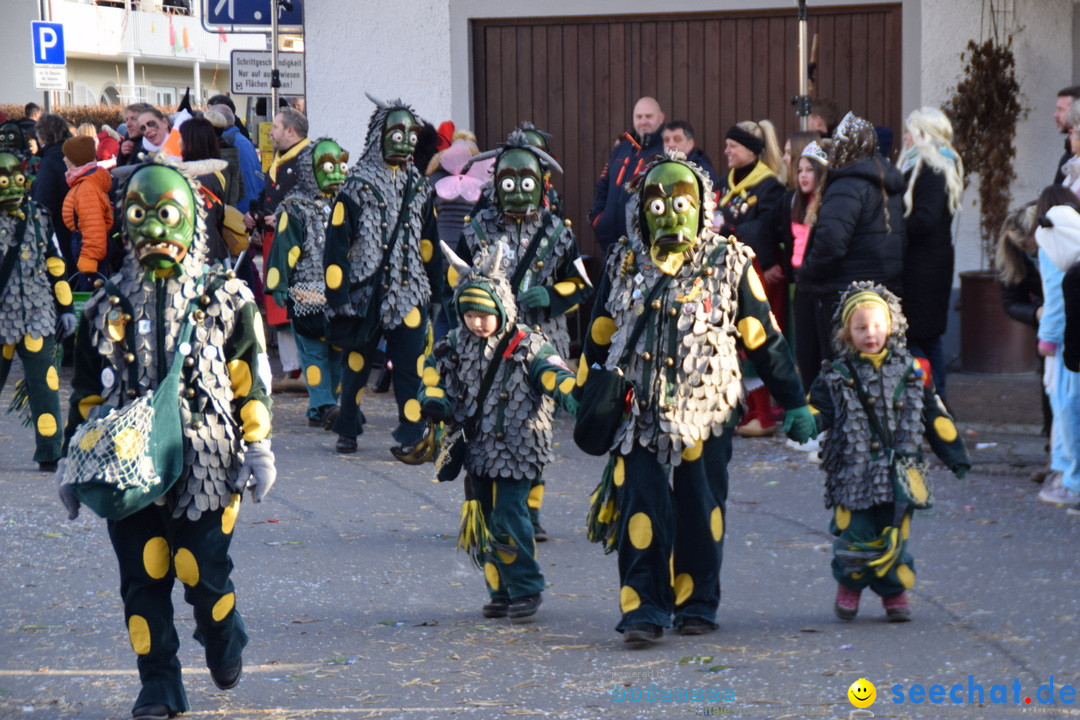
left=18, top=103, right=40, bottom=145
left=662, top=120, right=720, bottom=188
left=590, top=96, right=664, bottom=250
left=798, top=112, right=906, bottom=366
left=1053, top=86, right=1080, bottom=185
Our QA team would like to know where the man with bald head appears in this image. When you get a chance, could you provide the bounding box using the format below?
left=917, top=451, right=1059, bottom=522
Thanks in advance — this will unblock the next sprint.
left=591, top=96, right=665, bottom=250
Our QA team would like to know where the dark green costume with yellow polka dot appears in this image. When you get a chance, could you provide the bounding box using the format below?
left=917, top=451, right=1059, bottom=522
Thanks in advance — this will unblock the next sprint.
left=0, top=197, right=72, bottom=464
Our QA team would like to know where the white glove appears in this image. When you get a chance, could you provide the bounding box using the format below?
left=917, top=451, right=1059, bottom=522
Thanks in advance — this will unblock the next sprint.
left=55, top=459, right=80, bottom=520
left=238, top=440, right=276, bottom=503
left=59, top=313, right=77, bottom=338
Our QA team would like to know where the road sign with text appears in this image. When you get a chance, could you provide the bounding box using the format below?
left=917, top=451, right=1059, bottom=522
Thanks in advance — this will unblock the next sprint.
left=230, top=50, right=305, bottom=96
left=31, top=21, right=65, bottom=65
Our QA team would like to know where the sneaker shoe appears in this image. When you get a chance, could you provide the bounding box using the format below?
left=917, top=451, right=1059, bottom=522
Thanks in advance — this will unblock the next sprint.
left=336, top=435, right=358, bottom=454
left=834, top=584, right=861, bottom=621
left=482, top=598, right=510, bottom=618
left=675, top=617, right=717, bottom=635
left=1066, top=501, right=1080, bottom=517
left=532, top=522, right=548, bottom=542
left=785, top=436, right=821, bottom=454
left=882, top=592, right=912, bottom=622
left=132, top=705, right=174, bottom=720
left=734, top=417, right=777, bottom=438
left=1038, top=474, right=1080, bottom=505
left=623, top=622, right=663, bottom=648
left=209, top=656, right=243, bottom=690
left=507, top=593, right=542, bottom=622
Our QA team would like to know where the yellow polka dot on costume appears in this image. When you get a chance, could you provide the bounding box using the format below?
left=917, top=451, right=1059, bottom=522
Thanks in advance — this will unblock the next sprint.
left=265, top=267, right=280, bottom=290
left=277, top=213, right=289, bottom=233
left=79, top=394, right=104, bottom=419
left=558, top=376, right=575, bottom=395
left=528, top=483, right=544, bottom=511
left=628, top=512, right=653, bottom=549
left=576, top=354, right=589, bottom=387
left=613, top=456, right=626, bottom=487
left=36, top=413, right=57, bottom=437
left=426, top=387, right=445, bottom=398
left=222, top=494, right=241, bottom=535
left=674, top=573, right=694, bottom=605
left=46, top=366, right=59, bottom=391
left=589, top=317, right=616, bottom=345
left=54, top=281, right=73, bottom=306
left=1, top=344, right=13, bottom=360
left=835, top=506, right=851, bottom=531
left=114, top=427, right=142, bottom=459
left=305, top=365, right=322, bottom=386
left=240, top=400, right=272, bottom=443
left=736, top=316, right=767, bottom=350
left=896, top=564, right=915, bottom=589
left=403, top=306, right=422, bottom=329
left=46, top=256, right=65, bottom=277
left=447, top=266, right=460, bottom=289
left=541, top=370, right=557, bottom=392
left=484, top=562, right=500, bottom=590
left=746, top=267, right=768, bottom=302
left=497, top=537, right=518, bottom=564
left=174, top=548, right=199, bottom=586
left=710, top=506, right=724, bottom=541
left=416, top=355, right=426, bottom=375
left=227, top=359, right=253, bottom=397
left=905, top=466, right=931, bottom=506
left=620, top=585, right=641, bottom=613
left=128, top=615, right=151, bottom=655
left=420, top=238, right=434, bottom=263
left=348, top=351, right=365, bottom=372
left=933, top=416, right=958, bottom=443
left=78, top=427, right=102, bottom=451
left=681, top=442, right=702, bottom=462
left=331, top=201, right=345, bottom=226
left=553, top=280, right=578, bottom=297
left=23, top=335, right=43, bottom=353
left=142, top=537, right=170, bottom=580
left=422, top=366, right=440, bottom=387
left=900, top=514, right=911, bottom=540
left=354, top=388, right=364, bottom=405
left=403, top=398, right=422, bottom=423
left=325, top=264, right=343, bottom=290
left=212, top=592, right=235, bottom=622
left=287, top=245, right=301, bottom=268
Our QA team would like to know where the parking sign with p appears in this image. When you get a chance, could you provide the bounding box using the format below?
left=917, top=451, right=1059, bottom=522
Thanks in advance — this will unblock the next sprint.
left=32, top=21, right=65, bottom=66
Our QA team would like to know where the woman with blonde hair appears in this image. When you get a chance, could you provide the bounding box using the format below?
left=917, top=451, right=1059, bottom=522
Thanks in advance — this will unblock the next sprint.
left=717, top=119, right=787, bottom=436
left=896, top=106, right=965, bottom=400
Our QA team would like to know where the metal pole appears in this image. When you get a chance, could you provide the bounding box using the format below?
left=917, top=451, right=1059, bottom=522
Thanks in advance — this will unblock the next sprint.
left=797, top=0, right=808, bottom=130
left=39, top=0, right=51, bottom=112
left=270, top=0, right=279, bottom=116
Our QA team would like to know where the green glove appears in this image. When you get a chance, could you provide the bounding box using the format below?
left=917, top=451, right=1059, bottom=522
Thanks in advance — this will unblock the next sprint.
left=783, top=405, right=817, bottom=444
left=518, top=286, right=551, bottom=311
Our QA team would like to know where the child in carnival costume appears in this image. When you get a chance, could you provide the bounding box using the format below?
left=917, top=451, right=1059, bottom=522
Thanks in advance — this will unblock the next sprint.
left=577, top=150, right=816, bottom=647
left=323, top=93, right=442, bottom=456
left=457, top=128, right=592, bottom=540
left=806, top=281, right=969, bottom=622
left=58, top=155, right=276, bottom=720
left=265, top=136, right=349, bottom=429
left=418, top=241, right=577, bottom=622
left=0, top=151, right=75, bottom=470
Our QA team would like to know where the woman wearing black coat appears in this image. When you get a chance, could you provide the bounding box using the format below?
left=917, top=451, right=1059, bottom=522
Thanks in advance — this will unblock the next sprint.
left=28, top=114, right=74, bottom=264
left=896, top=107, right=965, bottom=400
left=798, top=112, right=906, bottom=366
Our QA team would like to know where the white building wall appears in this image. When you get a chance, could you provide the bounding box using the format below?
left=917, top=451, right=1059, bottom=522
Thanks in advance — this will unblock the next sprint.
left=1, top=1, right=48, bottom=106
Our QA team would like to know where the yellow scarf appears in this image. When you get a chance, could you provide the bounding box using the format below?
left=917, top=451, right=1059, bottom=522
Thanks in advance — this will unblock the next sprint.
left=268, top=137, right=311, bottom=183
left=859, top=349, right=890, bottom=368
left=719, top=160, right=779, bottom=208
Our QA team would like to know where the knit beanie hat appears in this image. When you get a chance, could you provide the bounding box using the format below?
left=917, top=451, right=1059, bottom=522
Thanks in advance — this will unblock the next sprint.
left=457, top=285, right=500, bottom=318
left=63, top=135, right=96, bottom=167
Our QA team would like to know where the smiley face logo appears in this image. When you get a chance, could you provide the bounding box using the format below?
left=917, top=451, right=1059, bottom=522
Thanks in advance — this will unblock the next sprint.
left=848, top=678, right=876, bottom=708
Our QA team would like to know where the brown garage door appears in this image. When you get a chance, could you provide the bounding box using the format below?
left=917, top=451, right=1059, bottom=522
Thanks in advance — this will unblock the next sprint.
left=471, top=4, right=903, bottom=258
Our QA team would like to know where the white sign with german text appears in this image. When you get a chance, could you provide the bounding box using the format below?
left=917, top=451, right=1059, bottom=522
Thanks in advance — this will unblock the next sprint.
left=230, top=50, right=305, bottom=96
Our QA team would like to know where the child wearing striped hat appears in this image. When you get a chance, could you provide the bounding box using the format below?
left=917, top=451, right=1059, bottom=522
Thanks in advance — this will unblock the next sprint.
left=806, top=281, right=969, bottom=623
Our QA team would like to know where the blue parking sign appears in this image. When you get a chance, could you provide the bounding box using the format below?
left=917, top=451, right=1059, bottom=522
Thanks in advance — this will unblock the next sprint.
left=31, top=22, right=65, bottom=66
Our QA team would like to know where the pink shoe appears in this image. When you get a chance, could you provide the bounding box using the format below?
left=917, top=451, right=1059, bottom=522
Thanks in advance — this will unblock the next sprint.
left=834, top=584, right=861, bottom=621
left=882, top=592, right=911, bottom=622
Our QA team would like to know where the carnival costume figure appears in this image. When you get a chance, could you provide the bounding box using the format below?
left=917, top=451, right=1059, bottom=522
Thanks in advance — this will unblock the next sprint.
left=457, top=129, right=592, bottom=537
left=265, top=137, right=348, bottom=428
left=419, top=242, right=577, bottom=621
left=323, top=94, right=441, bottom=455
left=577, top=151, right=815, bottom=647
left=59, top=156, right=276, bottom=720
left=807, top=282, right=969, bottom=623
left=0, top=151, right=74, bottom=470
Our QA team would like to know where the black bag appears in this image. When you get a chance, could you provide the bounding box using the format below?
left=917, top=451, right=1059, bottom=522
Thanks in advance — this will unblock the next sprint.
left=573, top=367, right=633, bottom=456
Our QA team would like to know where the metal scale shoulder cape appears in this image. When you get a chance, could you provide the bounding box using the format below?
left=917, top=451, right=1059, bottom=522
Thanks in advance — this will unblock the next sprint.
left=0, top=202, right=59, bottom=344
left=278, top=141, right=332, bottom=301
